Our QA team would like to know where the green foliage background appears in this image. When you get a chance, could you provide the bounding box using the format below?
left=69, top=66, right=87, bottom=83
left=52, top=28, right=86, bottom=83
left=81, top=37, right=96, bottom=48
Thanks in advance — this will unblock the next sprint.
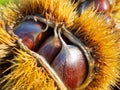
left=0, top=0, right=14, bottom=5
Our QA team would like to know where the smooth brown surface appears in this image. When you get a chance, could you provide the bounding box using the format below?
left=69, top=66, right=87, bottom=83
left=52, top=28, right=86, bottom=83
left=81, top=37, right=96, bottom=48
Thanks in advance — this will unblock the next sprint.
left=51, top=45, right=87, bottom=90
left=14, top=21, right=45, bottom=50
left=94, top=0, right=111, bottom=13
left=38, top=36, right=62, bottom=63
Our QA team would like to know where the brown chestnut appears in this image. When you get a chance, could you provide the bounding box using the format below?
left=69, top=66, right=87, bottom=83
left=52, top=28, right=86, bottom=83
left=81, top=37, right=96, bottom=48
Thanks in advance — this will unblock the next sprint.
left=93, top=0, right=111, bottom=13
left=19, top=33, right=34, bottom=50
left=14, top=21, right=45, bottom=50
left=37, top=36, right=61, bottom=63
left=51, top=31, right=87, bottom=90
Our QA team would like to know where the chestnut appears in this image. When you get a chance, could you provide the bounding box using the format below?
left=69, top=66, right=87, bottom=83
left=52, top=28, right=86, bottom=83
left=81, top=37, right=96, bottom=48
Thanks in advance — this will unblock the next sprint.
left=18, top=33, right=34, bottom=50
left=51, top=45, right=87, bottom=89
left=51, top=31, right=87, bottom=89
left=14, top=21, right=45, bottom=50
left=93, top=0, right=111, bottom=13
left=77, top=0, right=111, bottom=14
left=37, top=36, right=61, bottom=63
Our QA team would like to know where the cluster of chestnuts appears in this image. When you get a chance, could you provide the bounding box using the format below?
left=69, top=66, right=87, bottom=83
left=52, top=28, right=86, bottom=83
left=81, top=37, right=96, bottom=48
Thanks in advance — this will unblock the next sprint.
left=14, top=0, right=113, bottom=89
left=14, top=19, right=87, bottom=89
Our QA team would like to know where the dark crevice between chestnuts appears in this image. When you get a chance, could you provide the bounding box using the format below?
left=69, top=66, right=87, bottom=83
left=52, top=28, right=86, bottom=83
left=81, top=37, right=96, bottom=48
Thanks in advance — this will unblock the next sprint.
left=13, top=15, right=94, bottom=90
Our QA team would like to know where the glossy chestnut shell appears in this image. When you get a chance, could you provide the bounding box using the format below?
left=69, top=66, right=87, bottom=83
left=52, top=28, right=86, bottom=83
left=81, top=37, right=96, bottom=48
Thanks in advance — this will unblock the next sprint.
left=38, top=36, right=61, bottom=63
left=14, top=21, right=46, bottom=50
left=94, top=0, right=111, bottom=13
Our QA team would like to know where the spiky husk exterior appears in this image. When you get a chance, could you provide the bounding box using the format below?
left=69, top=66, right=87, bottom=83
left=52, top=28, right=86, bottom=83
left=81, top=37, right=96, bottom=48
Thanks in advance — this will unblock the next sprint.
left=0, top=0, right=120, bottom=90
left=73, top=7, right=120, bottom=90
left=2, top=0, right=78, bottom=29
left=0, top=28, right=57, bottom=90
left=111, top=0, right=120, bottom=29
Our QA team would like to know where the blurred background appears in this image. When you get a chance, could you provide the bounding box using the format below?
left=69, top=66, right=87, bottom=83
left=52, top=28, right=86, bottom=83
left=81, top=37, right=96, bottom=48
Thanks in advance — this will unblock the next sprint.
left=0, top=0, right=14, bottom=5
